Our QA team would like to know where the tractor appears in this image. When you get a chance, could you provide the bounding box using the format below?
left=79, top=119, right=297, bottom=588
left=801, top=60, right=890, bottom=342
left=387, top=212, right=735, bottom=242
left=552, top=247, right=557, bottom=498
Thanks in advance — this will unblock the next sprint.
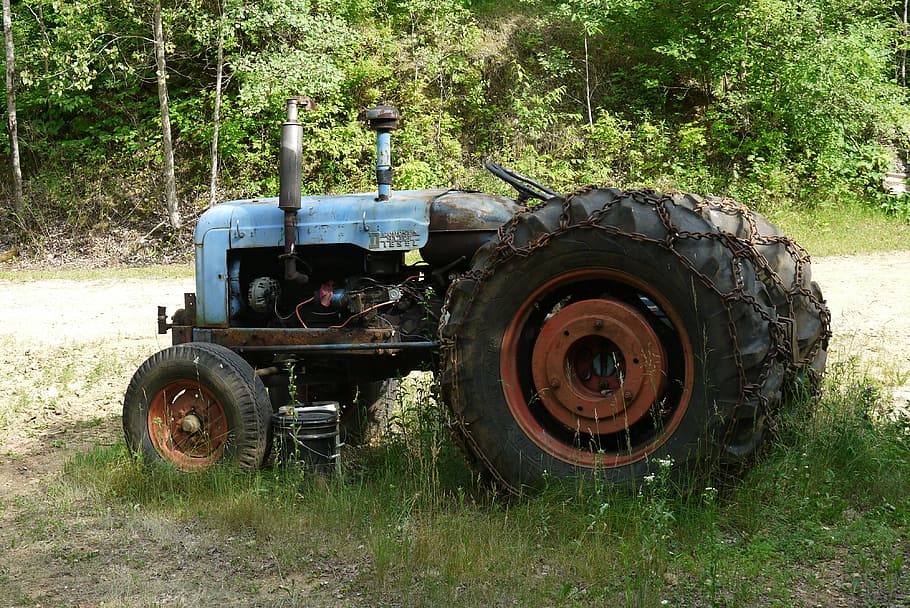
left=123, top=97, right=830, bottom=491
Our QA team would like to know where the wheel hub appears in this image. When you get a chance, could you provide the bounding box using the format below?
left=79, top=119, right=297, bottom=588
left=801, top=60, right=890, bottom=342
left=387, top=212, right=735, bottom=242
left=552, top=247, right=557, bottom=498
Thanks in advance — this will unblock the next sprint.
left=531, top=299, right=668, bottom=435
left=148, top=381, right=229, bottom=471
left=180, top=413, right=202, bottom=434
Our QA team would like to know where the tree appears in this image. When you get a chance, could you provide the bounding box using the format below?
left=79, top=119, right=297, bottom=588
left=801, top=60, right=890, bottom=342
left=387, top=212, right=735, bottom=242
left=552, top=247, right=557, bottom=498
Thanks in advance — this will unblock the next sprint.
left=209, top=4, right=225, bottom=208
left=2, top=0, right=22, bottom=214
left=153, top=0, right=179, bottom=229
left=558, top=0, right=611, bottom=127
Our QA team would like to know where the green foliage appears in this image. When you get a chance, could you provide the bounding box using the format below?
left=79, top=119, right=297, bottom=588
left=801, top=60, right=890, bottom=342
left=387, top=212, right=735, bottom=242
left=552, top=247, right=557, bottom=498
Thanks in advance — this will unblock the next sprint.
left=1, top=0, right=909, bottom=232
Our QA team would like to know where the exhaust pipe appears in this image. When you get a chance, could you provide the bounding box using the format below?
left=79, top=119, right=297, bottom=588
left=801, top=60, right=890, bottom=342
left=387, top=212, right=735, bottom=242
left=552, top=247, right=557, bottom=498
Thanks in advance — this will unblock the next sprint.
left=279, top=96, right=313, bottom=286
left=365, top=105, right=400, bottom=201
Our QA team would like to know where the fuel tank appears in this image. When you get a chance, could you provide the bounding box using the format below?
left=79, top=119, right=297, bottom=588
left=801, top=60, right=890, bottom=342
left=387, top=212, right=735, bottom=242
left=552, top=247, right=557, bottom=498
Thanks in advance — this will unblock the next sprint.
left=421, top=190, right=520, bottom=269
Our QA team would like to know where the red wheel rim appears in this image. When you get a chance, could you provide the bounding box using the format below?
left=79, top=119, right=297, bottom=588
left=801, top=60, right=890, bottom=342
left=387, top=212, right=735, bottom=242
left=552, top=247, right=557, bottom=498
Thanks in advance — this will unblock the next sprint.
left=531, top=299, right=668, bottom=435
left=500, top=268, right=694, bottom=468
left=147, top=380, right=229, bottom=471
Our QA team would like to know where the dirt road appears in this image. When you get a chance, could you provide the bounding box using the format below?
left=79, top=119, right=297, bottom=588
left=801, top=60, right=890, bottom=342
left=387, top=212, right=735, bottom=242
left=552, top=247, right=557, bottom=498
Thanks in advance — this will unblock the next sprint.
left=812, top=252, right=910, bottom=363
left=811, top=251, right=910, bottom=413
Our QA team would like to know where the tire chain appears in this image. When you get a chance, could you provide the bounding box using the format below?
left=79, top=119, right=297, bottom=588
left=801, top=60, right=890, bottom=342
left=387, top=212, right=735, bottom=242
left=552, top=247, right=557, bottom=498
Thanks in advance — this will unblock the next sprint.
left=439, top=187, right=831, bottom=491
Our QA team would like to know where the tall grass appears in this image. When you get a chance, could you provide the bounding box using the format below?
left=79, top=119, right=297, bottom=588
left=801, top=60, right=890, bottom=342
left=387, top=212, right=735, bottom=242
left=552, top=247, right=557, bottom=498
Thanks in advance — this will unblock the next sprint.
left=59, top=362, right=908, bottom=607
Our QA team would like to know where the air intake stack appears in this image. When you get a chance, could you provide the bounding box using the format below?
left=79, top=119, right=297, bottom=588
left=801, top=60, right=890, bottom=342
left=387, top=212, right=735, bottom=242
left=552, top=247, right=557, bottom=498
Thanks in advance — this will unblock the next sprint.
left=365, top=105, right=400, bottom=201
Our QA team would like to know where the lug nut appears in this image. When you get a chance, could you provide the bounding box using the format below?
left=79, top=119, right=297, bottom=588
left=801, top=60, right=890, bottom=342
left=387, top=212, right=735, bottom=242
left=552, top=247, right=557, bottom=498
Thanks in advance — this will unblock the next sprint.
left=623, top=390, right=633, bottom=401
left=549, top=378, right=561, bottom=389
left=594, top=319, right=603, bottom=330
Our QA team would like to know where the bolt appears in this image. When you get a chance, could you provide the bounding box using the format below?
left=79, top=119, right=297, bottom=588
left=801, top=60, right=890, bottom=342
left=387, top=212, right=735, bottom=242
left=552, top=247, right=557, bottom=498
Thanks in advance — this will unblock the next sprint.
left=549, top=378, right=561, bottom=389
left=594, top=319, right=603, bottom=330
left=623, top=390, right=633, bottom=401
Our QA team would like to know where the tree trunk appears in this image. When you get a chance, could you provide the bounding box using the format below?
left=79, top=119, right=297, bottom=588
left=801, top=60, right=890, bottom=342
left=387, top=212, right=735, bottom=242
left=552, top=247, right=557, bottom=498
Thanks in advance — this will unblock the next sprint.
left=2, top=0, right=22, bottom=214
left=903, top=0, right=908, bottom=87
left=584, top=32, right=593, bottom=127
left=154, top=0, right=180, bottom=229
left=209, top=19, right=224, bottom=208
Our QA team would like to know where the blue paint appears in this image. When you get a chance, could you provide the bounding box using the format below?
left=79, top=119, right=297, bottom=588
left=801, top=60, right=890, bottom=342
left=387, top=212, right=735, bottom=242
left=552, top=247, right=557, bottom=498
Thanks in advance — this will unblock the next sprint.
left=194, top=227, right=231, bottom=326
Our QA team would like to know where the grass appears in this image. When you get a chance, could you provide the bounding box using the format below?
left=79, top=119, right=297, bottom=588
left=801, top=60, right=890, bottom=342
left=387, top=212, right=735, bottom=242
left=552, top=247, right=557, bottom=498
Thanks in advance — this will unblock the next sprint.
left=48, top=365, right=907, bottom=607
left=767, top=202, right=910, bottom=257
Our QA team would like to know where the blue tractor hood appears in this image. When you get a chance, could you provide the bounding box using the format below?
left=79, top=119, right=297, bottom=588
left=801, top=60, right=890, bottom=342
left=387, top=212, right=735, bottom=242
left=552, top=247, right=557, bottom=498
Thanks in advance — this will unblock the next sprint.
left=195, top=189, right=446, bottom=252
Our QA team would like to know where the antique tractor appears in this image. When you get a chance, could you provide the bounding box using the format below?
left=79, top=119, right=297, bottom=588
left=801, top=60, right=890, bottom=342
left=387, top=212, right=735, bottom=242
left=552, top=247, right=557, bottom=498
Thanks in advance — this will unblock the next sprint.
left=123, top=98, right=830, bottom=491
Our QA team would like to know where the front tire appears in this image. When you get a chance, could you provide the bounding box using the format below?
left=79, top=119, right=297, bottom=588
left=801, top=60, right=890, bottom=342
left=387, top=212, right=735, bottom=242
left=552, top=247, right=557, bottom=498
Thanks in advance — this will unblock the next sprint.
left=123, top=342, right=272, bottom=471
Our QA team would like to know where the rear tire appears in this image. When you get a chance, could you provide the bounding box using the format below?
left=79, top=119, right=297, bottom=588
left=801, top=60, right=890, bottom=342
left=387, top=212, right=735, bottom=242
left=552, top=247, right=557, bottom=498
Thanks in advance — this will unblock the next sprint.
left=695, top=196, right=828, bottom=374
left=439, top=188, right=828, bottom=491
left=123, top=342, right=272, bottom=471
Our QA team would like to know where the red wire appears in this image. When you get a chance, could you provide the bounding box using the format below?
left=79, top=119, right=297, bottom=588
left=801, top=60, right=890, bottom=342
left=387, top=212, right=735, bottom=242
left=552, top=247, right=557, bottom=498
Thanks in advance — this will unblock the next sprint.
left=295, top=296, right=315, bottom=328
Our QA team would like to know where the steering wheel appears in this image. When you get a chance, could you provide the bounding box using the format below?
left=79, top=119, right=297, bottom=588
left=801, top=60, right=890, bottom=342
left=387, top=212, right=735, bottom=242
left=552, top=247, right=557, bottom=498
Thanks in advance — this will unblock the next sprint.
left=485, top=161, right=558, bottom=203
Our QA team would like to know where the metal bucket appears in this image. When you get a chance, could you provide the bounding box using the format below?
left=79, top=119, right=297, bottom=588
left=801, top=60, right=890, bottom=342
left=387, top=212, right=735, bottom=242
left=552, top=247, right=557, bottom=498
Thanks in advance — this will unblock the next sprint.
left=271, top=401, right=340, bottom=471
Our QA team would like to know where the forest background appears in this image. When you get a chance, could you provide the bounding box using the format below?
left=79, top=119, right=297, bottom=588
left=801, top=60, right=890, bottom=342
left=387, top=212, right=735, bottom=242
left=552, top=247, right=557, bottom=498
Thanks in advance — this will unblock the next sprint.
left=2, top=0, right=910, bottom=255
